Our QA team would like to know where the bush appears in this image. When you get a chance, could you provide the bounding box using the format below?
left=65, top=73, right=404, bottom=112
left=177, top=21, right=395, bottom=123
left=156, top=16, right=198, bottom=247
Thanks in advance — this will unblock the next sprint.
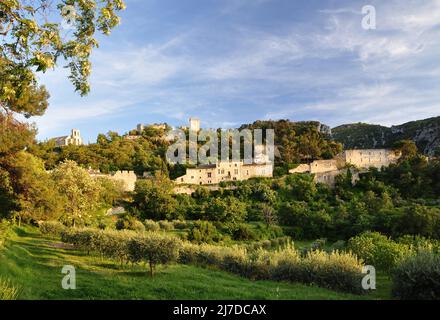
left=397, top=235, right=440, bottom=254
left=0, top=278, right=19, bottom=300
left=143, top=219, right=160, bottom=232
left=39, top=221, right=66, bottom=237
left=187, top=220, right=223, bottom=244
left=115, top=215, right=145, bottom=233
left=392, top=252, right=440, bottom=300
left=127, top=233, right=181, bottom=277
left=233, top=224, right=257, bottom=241
left=159, top=220, right=174, bottom=231
left=172, top=220, right=188, bottom=230
left=348, top=232, right=412, bottom=272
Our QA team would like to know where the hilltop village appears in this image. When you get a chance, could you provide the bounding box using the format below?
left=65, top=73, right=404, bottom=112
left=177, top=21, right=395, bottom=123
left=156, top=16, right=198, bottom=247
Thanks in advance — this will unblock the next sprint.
left=48, top=118, right=401, bottom=192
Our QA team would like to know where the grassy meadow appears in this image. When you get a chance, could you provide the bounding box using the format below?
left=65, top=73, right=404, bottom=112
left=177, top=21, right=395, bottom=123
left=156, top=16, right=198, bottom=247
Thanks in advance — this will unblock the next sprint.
left=0, top=226, right=392, bottom=300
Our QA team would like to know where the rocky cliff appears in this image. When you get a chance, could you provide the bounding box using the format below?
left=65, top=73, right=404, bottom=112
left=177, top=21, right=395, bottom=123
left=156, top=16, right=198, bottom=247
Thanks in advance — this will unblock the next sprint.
left=332, top=116, right=440, bottom=156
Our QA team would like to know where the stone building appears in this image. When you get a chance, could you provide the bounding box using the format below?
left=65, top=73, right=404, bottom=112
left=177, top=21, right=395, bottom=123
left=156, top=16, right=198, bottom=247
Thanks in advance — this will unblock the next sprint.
left=289, top=149, right=400, bottom=187
left=52, top=129, right=83, bottom=147
left=175, top=160, right=273, bottom=185
left=341, top=149, right=401, bottom=169
left=89, top=170, right=137, bottom=192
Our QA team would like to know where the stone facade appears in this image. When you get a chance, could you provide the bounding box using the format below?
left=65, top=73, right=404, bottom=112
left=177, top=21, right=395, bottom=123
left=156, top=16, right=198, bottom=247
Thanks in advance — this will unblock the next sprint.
left=53, top=129, right=83, bottom=147
left=341, top=149, right=401, bottom=169
left=289, top=149, right=400, bottom=187
left=89, top=170, right=137, bottom=192
left=175, top=160, right=273, bottom=185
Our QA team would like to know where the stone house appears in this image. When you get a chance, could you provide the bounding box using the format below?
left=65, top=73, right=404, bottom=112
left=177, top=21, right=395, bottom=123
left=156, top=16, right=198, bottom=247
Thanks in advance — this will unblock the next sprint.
left=289, top=149, right=400, bottom=187
left=175, top=160, right=273, bottom=185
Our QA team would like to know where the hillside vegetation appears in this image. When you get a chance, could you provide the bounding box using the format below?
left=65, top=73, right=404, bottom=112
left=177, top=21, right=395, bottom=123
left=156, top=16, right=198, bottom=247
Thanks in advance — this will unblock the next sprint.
left=332, top=116, right=440, bottom=156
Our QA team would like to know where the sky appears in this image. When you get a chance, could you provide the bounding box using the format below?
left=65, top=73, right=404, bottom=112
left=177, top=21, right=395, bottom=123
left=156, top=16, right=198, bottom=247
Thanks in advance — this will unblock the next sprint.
left=33, top=0, right=440, bottom=143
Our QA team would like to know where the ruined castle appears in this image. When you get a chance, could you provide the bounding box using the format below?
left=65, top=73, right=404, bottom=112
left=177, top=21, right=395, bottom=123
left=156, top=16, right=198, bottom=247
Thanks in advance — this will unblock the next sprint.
left=289, top=149, right=401, bottom=186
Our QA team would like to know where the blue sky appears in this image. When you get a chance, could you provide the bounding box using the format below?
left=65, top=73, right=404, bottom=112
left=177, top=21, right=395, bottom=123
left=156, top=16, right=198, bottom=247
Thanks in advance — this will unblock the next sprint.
left=34, top=0, right=440, bottom=143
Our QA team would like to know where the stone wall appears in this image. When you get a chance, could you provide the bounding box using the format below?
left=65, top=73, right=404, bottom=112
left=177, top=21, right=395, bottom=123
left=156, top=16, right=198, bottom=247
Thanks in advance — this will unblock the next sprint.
left=175, top=161, right=273, bottom=185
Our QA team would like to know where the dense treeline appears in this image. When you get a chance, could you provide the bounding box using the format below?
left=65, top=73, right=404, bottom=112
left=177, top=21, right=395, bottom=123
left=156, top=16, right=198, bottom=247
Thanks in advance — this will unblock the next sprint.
left=28, top=129, right=169, bottom=175
left=240, top=120, right=342, bottom=165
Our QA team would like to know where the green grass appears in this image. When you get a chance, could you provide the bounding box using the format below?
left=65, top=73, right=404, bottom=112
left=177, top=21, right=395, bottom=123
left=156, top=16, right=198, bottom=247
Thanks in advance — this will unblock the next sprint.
left=0, top=226, right=392, bottom=300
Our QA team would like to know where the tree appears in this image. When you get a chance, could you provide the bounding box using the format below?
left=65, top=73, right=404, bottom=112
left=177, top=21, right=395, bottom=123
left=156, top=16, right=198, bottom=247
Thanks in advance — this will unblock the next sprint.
left=0, top=151, right=62, bottom=224
left=51, top=160, right=101, bottom=227
left=133, top=173, right=177, bottom=220
left=394, top=140, right=418, bottom=161
left=202, top=197, right=247, bottom=233
left=261, top=204, right=277, bottom=228
left=0, top=0, right=125, bottom=100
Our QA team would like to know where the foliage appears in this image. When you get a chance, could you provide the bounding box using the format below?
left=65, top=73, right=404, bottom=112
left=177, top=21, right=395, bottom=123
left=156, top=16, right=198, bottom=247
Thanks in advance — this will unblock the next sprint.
left=232, top=223, right=258, bottom=241
left=133, top=174, right=177, bottom=220
left=0, top=0, right=125, bottom=99
left=158, top=220, right=174, bottom=231
left=179, top=242, right=364, bottom=294
left=0, top=220, right=12, bottom=248
left=51, top=160, right=102, bottom=227
left=187, top=220, right=223, bottom=244
left=201, top=196, right=247, bottom=234
left=127, top=233, right=181, bottom=277
left=396, top=205, right=440, bottom=238
left=0, top=151, right=62, bottom=223
left=392, top=252, right=440, bottom=300
left=347, top=232, right=412, bottom=272
left=115, top=215, right=145, bottom=233
left=240, top=120, right=342, bottom=164
left=0, top=277, right=19, bottom=300
left=39, top=221, right=66, bottom=238
left=143, top=219, right=160, bottom=232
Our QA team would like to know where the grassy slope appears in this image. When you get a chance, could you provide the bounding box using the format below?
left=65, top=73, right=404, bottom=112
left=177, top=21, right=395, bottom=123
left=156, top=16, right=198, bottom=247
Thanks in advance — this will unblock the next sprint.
left=0, top=227, right=391, bottom=300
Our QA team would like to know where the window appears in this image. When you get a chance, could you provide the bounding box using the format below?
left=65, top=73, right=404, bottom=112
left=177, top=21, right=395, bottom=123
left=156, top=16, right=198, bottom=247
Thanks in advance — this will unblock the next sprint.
left=246, top=170, right=249, bottom=175
left=218, top=169, right=220, bottom=174
left=208, top=172, right=212, bottom=178
left=234, top=169, right=238, bottom=175
left=235, top=163, right=237, bottom=167
left=191, top=176, right=194, bottom=179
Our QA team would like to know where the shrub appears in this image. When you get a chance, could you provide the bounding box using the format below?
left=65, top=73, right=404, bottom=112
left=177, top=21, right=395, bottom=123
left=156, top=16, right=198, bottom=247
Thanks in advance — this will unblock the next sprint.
left=39, top=221, right=66, bottom=237
left=172, top=220, right=188, bottom=230
left=159, top=220, right=174, bottom=231
left=232, top=224, right=257, bottom=241
left=127, top=233, right=181, bottom=277
left=115, top=215, right=145, bottom=233
left=0, top=278, right=19, bottom=300
left=300, top=250, right=364, bottom=294
left=392, top=252, right=440, bottom=300
left=397, top=235, right=440, bottom=254
left=187, top=220, right=222, bottom=244
left=348, top=232, right=412, bottom=272
left=143, top=219, right=160, bottom=232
